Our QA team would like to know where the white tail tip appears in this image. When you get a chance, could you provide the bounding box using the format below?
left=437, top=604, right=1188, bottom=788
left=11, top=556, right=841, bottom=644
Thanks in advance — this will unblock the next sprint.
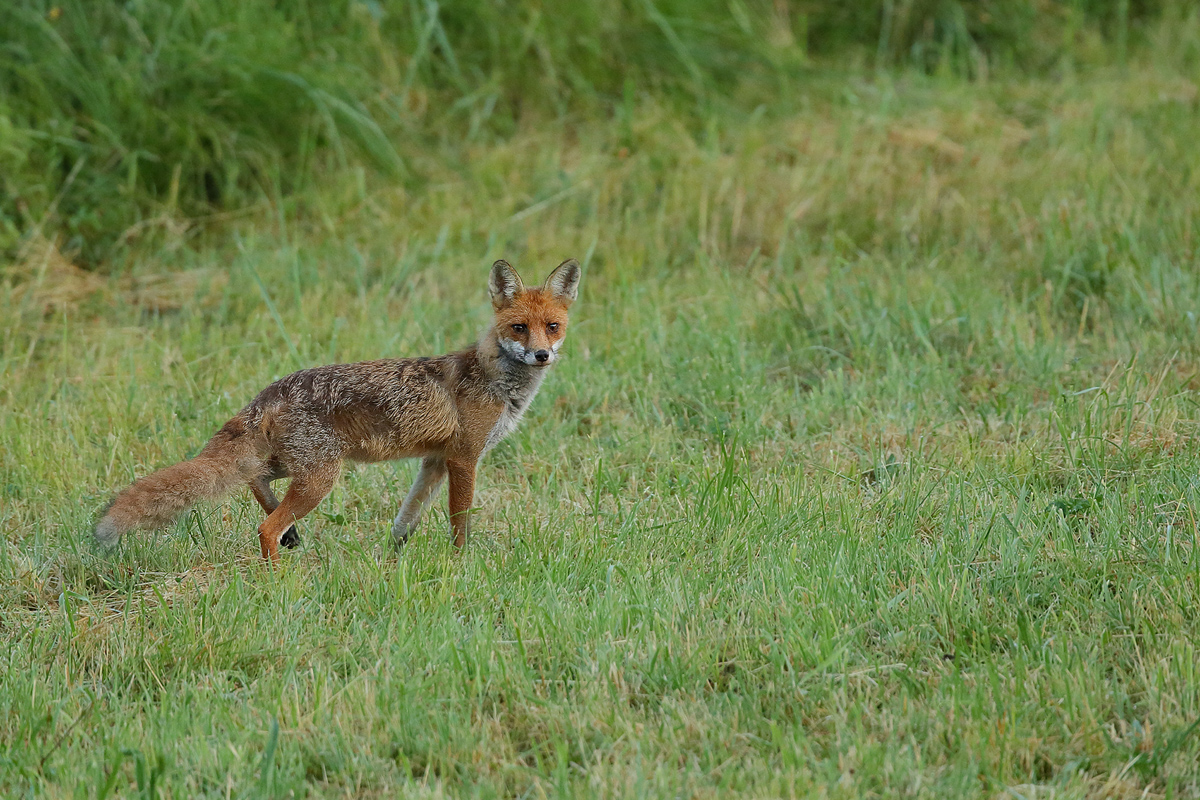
left=93, top=516, right=123, bottom=549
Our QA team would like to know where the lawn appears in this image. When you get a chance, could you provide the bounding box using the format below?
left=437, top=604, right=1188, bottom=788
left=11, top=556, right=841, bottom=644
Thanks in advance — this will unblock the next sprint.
left=2, top=6, right=1200, bottom=799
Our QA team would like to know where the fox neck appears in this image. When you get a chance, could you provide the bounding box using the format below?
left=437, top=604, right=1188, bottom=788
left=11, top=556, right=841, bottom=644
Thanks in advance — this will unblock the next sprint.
left=478, top=325, right=552, bottom=410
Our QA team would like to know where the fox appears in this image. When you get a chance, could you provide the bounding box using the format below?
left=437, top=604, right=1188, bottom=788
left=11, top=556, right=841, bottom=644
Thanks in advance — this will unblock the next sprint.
left=94, top=258, right=581, bottom=562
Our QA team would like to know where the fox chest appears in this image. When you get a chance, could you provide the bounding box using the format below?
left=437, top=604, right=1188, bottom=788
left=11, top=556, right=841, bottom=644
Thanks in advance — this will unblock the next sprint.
left=483, top=405, right=525, bottom=453
left=479, top=365, right=546, bottom=455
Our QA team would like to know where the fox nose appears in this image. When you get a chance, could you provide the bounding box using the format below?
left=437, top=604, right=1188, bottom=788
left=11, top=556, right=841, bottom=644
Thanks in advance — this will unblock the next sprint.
left=534, top=350, right=550, bottom=363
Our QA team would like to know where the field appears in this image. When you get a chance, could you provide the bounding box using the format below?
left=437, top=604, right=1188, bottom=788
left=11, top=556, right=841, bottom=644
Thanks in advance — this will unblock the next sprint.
left=4, top=3, right=1200, bottom=798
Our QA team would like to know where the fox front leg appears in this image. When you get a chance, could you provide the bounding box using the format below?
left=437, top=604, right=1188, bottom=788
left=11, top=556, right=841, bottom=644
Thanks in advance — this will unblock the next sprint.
left=391, top=457, right=447, bottom=548
left=446, top=459, right=476, bottom=549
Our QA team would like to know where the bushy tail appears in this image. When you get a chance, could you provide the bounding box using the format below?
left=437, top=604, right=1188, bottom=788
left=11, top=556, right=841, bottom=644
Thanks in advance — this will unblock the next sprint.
left=95, top=418, right=265, bottom=548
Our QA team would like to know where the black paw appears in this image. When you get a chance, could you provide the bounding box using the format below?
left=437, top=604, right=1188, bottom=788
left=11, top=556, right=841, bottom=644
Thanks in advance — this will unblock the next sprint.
left=280, top=525, right=301, bottom=549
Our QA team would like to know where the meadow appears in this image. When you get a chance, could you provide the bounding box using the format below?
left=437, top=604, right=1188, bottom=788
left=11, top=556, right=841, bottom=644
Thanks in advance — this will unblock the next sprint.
left=3, top=2, right=1200, bottom=797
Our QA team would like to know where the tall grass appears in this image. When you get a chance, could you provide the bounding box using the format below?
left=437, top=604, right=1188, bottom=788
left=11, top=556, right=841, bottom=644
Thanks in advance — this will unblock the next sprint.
left=0, top=0, right=1181, bottom=264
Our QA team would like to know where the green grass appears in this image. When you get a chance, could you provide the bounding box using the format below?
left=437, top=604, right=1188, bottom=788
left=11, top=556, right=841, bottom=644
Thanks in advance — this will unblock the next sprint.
left=5, top=14, right=1200, bottom=799
left=0, top=0, right=1177, bottom=263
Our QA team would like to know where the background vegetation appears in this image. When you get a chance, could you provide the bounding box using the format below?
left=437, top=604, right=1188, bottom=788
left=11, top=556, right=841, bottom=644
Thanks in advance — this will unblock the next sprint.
left=0, top=0, right=1177, bottom=263
left=3, top=1, right=1200, bottom=798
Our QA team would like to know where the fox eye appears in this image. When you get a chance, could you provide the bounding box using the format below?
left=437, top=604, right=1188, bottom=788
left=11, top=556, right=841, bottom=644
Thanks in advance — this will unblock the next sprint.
left=511, top=324, right=527, bottom=334
left=547, top=322, right=559, bottom=332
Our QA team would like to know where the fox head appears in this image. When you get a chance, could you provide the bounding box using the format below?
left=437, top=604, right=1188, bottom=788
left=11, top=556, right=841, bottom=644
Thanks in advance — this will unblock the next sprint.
left=489, top=258, right=581, bottom=367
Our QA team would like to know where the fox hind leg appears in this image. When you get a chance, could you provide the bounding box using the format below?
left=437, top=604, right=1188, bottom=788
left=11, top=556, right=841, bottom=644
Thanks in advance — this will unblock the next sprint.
left=258, top=464, right=339, bottom=563
left=392, top=457, right=447, bottom=548
left=250, top=476, right=301, bottom=549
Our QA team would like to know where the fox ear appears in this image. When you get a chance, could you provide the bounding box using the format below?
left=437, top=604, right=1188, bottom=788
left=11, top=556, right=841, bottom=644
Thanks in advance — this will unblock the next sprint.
left=489, top=260, right=524, bottom=309
left=544, top=258, right=581, bottom=306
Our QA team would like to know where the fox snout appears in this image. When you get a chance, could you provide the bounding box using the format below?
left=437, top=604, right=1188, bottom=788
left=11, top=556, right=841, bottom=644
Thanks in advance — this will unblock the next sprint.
left=498, top=339, right=557, bottom=366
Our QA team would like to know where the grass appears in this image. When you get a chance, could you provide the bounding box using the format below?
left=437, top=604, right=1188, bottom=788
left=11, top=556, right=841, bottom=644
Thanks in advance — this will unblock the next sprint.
left=0, top=0, right=1173, bottom=263
left=4, top=13, right=1200, bottom=799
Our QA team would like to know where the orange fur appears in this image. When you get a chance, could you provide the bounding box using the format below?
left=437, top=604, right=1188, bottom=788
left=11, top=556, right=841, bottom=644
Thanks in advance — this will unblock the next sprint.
left=95, top=259, right=581, bottom=562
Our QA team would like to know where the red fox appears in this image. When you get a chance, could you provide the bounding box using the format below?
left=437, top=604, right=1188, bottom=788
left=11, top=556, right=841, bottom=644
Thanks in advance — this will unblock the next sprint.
left=95, top=259, right=581, bottom=562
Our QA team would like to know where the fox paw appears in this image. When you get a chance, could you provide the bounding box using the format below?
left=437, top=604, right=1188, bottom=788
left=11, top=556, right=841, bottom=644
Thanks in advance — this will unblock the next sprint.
left=391, top=520, right=414, bottom=550
left=280, top=525, right=301, bottom=549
